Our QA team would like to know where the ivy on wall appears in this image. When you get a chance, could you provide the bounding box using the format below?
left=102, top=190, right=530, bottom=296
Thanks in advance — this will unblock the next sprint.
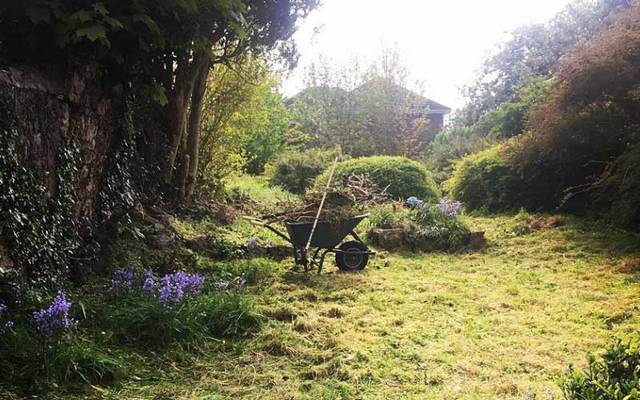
left=0, top=116, right=81, bottom=294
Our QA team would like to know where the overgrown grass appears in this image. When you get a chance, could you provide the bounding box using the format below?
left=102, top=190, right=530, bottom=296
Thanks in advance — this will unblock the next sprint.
left=11, top=212, right=632, bottom=399
left=228, top=174, right=298, bottom=207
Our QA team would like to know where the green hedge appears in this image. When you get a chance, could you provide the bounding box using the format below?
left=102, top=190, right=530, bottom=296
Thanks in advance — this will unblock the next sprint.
left=316, top=156, right=440, bottom=200
left=267, top=148, right=341, bottom=194
left=445, top=145, right=522, bottom=212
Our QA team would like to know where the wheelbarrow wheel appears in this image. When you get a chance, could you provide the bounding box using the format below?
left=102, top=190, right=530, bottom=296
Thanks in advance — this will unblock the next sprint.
left=336, top=241, right=369, bottom=271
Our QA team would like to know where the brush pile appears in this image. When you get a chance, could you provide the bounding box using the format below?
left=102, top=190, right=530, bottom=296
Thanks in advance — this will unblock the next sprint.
left=340, top=173, right=390, bottom=205
left=266, top=173, right=389, bottom=225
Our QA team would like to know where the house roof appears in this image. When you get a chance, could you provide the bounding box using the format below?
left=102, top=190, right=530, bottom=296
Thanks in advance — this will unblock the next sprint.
left=422, top=99, right=451, bottom=114
left=287, top=79, right=451, bottom=115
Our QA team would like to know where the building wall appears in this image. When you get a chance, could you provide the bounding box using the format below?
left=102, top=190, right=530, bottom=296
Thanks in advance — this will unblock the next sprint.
left=426, top=113, right=444, bottom=129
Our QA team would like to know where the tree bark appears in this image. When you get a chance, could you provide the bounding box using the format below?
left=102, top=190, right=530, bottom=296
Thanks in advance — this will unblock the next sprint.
left=184, top=60, right=211, bottom=203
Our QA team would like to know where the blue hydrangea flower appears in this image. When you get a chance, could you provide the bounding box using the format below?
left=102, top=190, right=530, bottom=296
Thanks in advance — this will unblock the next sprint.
left=437, top=198, right=462, bottom=218
left=33, top=291, right=74, bottom=337
left=406, top=196, right=424, bottom=208
left=159, top=272, right=205, bottom=305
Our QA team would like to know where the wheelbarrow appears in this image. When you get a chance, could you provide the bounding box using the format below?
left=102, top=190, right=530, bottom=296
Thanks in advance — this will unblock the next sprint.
left=246, top=214, right=375, bottom=273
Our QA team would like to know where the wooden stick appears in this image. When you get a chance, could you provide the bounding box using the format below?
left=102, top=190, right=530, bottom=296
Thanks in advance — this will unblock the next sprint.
left=305, top=157, right=339, bottom=251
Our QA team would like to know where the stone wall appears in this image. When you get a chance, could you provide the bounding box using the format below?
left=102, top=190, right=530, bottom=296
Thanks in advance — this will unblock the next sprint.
left=0, top=65, right=114, bottom=227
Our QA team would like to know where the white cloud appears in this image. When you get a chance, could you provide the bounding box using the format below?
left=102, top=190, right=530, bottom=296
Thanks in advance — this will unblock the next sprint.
left=281, top=0, right=573, bottom=111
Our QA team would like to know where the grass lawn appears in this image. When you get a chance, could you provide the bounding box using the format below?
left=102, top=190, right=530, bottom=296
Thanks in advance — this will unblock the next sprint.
left=100, top=214, right=639, bottom=400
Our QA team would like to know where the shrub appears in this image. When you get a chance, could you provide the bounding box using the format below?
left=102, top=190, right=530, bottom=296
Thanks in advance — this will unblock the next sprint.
left=445, top=145, right=522, bottom=212
left=316, top=156, right=440, bottom=200
left=561, top=339, right=640, bottom=400
left=267, top=147, right=342, bottom=194
left=368, top=199, right=471, bottom=252
left=406, top=203, right=471, bottom=252
left=368, top=204, right=409, bottom=229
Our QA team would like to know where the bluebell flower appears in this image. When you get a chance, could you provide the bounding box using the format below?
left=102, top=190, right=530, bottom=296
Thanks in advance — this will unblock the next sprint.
left=142, top=269, right=156, bottom=295
left=214, top=280, right=230, bottom=290
left=33, top=291, right=74, bottom=337
left=158, top=272, right=205, bottom=305
left=111, top=266, right=135, bottom=290
left=437, top=198, right=462, bottom=218
left=0, top=302, right=13, bottom=335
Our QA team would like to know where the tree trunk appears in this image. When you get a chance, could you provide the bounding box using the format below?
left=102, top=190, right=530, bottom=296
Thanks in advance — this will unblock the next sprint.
left=160, top=54, right=208, bottom=191
left=184, top=61, right=210, bottom=203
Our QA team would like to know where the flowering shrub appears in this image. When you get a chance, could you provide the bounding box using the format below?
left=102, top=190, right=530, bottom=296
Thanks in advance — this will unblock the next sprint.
left=369, top=197, right=471, bottom=252
left=33, top=291, right=74, bottom=337
left=437, top=198, right=462, bottom=218
left=0, top=302, right=13, bottom=335
left=158, top=272, right=205, bottom=305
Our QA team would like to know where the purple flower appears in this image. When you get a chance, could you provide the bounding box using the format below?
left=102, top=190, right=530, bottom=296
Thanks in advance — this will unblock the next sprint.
left=246, top=238, right=258, bottom=250
left=437, top=198, right=462, bottom=218
left=158, top=272, right=205, bottom=305
left=33, top=291, right=74, bottom=337
left=142, top=269, right=156, bottom=295
left=0, top=303, right=13, bottom=335
left=1, top=320, right=13, bottom=335
left=111, top=266, right=135, bottom=290
left=214, top=280, right=230, bottom=290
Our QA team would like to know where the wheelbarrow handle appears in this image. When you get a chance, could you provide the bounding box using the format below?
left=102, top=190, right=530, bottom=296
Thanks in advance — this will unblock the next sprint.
left=242, top=216, right=293, bottom=244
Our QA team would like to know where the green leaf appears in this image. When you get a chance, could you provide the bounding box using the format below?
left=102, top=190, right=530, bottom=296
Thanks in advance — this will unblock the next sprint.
left=69, top=10, right=92, bottom=23
left=103, top=16, right=124, bottom=30
left=74, top=24, right=108, bottom=43
left=150, top=82, right=169, bottom=106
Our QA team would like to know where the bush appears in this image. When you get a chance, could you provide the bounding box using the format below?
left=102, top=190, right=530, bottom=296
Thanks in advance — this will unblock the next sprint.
left=316, top=156, right=440, bottom=200
left=561, top=339, right=640, bottom=400
left=405, top=203, right=471, bottom=252
left=267, top=147, right=342, bottom=194
left=368, top=200, right=471, bottom=252
left=445, top=145, right=522, bottom=212
left=368, top=204, right=410, bottom=229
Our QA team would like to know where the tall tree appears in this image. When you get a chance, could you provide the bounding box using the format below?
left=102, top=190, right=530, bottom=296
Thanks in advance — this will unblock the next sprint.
left=288, top=48, right=432, bottom=158
left=460, top=0, right=632, bottom=124
left=0, top=0, right=319, bottom=203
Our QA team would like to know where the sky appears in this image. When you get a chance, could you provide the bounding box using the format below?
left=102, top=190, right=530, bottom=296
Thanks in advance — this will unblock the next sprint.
left=280, top=0, right=573, bottom=112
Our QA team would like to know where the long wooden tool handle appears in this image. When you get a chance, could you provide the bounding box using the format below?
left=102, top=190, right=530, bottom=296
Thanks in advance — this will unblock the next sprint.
left=305, top=157, right=339, bottom=251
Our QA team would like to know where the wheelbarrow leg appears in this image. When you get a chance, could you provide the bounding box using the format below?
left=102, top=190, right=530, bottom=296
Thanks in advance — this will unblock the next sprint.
left=293, top=246, right=309, bottom=271
left=316, top=248, right=331, bottom=274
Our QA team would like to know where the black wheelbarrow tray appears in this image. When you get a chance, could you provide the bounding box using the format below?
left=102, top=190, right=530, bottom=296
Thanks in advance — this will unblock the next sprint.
left=245, top=214, right=375, bottom=273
